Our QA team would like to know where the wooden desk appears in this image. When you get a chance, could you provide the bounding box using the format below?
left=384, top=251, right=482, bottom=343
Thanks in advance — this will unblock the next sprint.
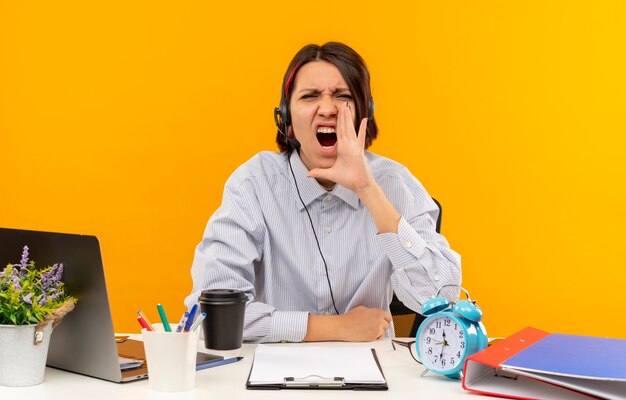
left=0, top=339, right=470, bottom=400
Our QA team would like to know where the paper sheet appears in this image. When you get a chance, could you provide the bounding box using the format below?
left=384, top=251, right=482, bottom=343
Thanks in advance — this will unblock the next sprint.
left=248, top=345, right=386, bottom=384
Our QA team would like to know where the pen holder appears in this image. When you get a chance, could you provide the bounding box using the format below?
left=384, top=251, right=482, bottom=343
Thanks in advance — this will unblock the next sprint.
left=142, top=323, right=200, bottom=392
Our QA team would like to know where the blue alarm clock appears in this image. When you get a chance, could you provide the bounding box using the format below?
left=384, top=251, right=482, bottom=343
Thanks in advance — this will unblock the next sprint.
left=415, top=285, right=488, bottom=379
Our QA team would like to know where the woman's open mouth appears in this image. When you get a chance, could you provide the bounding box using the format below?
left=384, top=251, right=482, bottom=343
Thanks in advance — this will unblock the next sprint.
left=317, top=127, right=337, bottom=149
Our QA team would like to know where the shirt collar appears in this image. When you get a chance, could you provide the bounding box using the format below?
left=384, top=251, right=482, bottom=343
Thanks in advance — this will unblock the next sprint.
left=289, top=151, right=360, bottom=210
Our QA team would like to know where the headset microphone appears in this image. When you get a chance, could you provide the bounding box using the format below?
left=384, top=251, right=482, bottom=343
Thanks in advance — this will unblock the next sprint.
left=288, top=138, right=301, bottom=151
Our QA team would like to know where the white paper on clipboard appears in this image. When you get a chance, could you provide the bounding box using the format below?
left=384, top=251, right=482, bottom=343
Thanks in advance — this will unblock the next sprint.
left=248, top=345, right=386, bottom=385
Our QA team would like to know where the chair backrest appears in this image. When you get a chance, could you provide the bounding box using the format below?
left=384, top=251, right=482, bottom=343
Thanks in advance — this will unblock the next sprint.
left=432, top=197, right=442, bottom=234
left=390, top=197, right=442, bottom=338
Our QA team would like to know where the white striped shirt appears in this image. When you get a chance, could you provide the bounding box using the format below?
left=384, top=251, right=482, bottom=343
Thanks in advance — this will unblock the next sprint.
left=184, top=150, right=461, bottom=342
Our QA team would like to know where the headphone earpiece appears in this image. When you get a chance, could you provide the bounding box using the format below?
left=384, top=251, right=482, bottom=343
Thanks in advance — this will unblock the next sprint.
left=277, top=97, right=290, bottom=127
left=273, top=106, right=285, bottom=130
left=274, top=96, right=291, bottom=148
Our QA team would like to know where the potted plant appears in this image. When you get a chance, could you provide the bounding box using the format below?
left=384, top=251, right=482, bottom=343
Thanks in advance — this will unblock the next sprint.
left=0, top=245, right=76, bottom=386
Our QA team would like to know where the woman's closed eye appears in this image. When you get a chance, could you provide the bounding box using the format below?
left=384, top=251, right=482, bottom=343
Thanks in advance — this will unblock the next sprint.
left=298, top=90, right=352, bottom=101
left=300, top=93, right=319, bottom=100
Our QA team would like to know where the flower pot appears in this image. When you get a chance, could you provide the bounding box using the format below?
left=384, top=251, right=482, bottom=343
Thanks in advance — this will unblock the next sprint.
left=0, top=323, right=53, bottom=386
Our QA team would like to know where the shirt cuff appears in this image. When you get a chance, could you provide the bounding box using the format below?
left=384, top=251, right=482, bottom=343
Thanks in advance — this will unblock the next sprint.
left=267, top=310, right=309, bottom=343
left=378, top=217, right=427, bottom=268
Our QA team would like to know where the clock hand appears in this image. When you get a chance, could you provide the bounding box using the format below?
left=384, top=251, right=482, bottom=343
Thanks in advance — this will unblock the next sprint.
left=439, top=330, right=447, bottom=361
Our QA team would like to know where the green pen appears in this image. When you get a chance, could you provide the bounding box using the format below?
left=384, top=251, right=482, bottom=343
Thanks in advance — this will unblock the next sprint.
left=157, top=303, right=171, bottom=332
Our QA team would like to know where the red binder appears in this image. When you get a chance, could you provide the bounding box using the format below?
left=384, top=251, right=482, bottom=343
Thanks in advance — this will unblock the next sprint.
left=461, top=327, right=626, bottom=400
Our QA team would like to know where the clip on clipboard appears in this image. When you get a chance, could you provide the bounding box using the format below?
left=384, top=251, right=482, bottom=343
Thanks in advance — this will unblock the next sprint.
left=284, top=375, right=345, bottom=388
left=246, top=345, right=388, bottom=390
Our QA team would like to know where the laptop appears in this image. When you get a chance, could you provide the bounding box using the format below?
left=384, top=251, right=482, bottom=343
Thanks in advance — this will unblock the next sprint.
left=0, top=227, right=148, bottom=383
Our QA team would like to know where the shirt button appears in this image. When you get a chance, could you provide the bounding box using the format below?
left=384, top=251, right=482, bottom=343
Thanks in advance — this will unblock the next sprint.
left=433, top=275, right=440, bottom=281
left=324, top=195, right=333, bottom=203
left=404, top=241, right=412, bottom=249
left=324, top=226, right=332, bottom=233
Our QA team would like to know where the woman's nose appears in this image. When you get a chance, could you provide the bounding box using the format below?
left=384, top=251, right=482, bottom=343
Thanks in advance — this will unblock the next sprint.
left=317, top=96, right=338, bottom=118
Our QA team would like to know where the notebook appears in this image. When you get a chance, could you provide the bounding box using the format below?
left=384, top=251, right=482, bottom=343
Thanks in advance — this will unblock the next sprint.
left=0, top=227, right=148, bottom=383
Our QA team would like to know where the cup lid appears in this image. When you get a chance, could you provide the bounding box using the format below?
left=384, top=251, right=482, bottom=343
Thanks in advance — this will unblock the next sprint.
left=198, top=289, right=247, bottom=303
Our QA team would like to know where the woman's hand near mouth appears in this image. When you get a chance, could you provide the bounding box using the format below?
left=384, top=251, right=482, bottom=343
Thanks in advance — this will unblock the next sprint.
left=308, top=102, right=401, bottom=234
left=308, top=102, right=374, bottom=194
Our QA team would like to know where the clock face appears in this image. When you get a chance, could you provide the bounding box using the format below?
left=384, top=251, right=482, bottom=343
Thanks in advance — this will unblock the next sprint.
left=417, top=314, right=467, bottom=372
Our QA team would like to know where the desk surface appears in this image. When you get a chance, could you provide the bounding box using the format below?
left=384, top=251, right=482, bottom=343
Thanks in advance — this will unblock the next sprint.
left=1, top=338, right=471, bottom=400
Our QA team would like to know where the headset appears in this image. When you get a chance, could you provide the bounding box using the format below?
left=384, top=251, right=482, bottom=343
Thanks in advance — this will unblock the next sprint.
left=272, top=63, right=375, bottom=315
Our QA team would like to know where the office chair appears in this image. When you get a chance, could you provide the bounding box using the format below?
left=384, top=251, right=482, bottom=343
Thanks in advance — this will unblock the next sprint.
left=389, top=197, right=442, bottom=338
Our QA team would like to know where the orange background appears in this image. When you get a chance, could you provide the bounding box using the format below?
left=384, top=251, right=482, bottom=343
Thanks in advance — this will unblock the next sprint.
left=1, top=1, right=624, bottom=338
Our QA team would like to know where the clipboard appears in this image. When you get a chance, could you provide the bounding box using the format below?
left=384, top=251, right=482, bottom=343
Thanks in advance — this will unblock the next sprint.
left=245, top=345, right=388, bottom=390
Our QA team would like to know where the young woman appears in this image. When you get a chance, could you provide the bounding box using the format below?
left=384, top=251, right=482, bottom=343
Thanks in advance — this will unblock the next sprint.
left=185, top=42, right=461, bottom=343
